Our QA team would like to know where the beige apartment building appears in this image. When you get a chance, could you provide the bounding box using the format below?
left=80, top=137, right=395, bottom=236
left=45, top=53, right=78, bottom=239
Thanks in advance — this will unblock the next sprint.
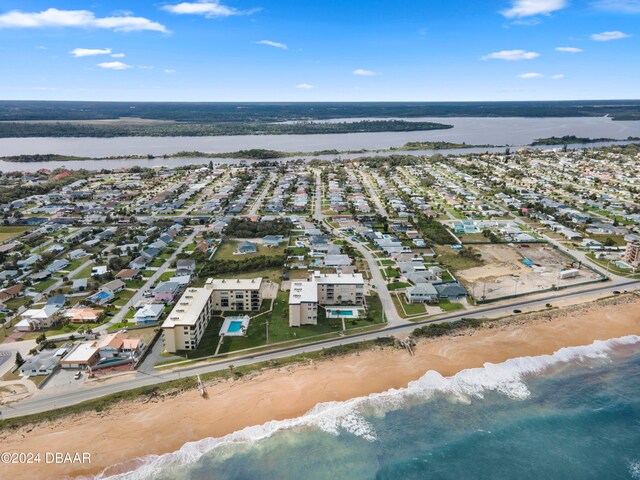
left=209, top=278, right=263, bottom=311
left=624, top=241, right=640, bottom=268
left=289, top=272, right=365, bottom=327
left=162, top=277, right=263, bottom=352
left=289, top=280, right=319, bottom=327
left=162, top=279, right=216, bottom=353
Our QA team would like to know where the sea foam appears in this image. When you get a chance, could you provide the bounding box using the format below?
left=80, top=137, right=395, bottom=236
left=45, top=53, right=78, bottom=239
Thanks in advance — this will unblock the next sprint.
left=91, top=335, right=640, bottom=480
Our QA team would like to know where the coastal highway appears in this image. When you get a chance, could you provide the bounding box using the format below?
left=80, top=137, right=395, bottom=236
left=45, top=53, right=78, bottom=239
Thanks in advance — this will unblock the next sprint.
left=2, top=278, right=639, bottom=420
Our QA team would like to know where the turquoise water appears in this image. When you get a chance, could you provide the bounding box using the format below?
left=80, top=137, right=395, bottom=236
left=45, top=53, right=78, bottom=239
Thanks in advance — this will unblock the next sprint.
left=98, top=336, right=640, bottom=480
left=615, top=261, right=631, bottom=269
left=227, top=321, right=243, bottom=333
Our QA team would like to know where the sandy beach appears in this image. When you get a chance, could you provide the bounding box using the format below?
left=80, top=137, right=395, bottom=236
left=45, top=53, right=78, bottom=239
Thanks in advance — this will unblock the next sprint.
left=2, top=295, right=640, bottom=480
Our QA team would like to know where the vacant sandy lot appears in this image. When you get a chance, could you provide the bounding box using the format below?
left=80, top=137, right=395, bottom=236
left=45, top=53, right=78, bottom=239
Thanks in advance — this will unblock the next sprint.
left=457, top=244, right=601, bottom=300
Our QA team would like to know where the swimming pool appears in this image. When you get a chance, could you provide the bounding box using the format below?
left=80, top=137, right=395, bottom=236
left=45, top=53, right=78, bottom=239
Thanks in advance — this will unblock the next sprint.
left=227, top=321, right=243, bottom=333
left=614, top=260, right=631, bottom=269
left=330, top=310, right=354, bottom=316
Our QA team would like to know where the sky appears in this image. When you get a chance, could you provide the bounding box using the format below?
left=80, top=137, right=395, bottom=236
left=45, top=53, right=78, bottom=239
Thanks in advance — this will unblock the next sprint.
left=0, top=0, right=638, bottom=101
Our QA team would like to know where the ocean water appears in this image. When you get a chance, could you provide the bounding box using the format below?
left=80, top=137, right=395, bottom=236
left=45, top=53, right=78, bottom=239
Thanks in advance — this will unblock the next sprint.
left=97, top=336, right=640, bottom=480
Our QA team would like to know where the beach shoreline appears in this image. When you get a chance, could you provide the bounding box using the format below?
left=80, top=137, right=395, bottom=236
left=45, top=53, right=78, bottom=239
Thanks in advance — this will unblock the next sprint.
left=2, top=295, right=640, bottom=480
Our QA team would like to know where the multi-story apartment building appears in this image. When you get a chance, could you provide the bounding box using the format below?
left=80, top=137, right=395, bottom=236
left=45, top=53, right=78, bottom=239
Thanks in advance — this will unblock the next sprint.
left=162, top=278, right=264, bottom=352
left=289, top=272, right=365, bottom=327
left=624, top=241, right=640, bottom=268
left=209, top=278, right=263, bottom=311
left=162, top=279, right=216, bottom=353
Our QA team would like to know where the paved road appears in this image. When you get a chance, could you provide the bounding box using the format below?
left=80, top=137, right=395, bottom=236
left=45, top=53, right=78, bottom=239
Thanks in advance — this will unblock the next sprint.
left=359, top=169, right=389, bottom=218
left=248, top=171, right=277, bottom=216
left=314, top=169, right=405, bottom=326
left=4, top=278, right=638, bottom=419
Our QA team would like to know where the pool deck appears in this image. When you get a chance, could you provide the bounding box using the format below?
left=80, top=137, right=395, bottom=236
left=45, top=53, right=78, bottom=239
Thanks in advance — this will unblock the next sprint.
left=219, top=315, right=251, bottom=337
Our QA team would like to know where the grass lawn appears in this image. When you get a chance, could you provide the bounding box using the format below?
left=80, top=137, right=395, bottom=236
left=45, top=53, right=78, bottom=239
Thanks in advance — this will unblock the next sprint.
left=380, top=259, right=395, bottom=266
left=586, top=234, right=626, bottom=247
left=4, top=296, right=30, bottom=311
left=434, top=246, right=484, bottom=272
left=67, top=259, right=87, bottom=271
left=387, top=281, right=411, bottom=291
left=214, top=240, right=287, bottom=261
left=158, top=271, right=175, bottom=282
left=392, top=294, right=427, bottom=317
left=438, top=299, right=464, bottom=312
left=32, top=278, right=57, bottom=293
left=0, top=226, right=32, bottom=242
left=384, top=267, right=401, bottom=278
left=125, top=279, right=147, bottom=289
left=113, top=289, right=136, bottom=307
left=75, top=263, right=95, bottom=279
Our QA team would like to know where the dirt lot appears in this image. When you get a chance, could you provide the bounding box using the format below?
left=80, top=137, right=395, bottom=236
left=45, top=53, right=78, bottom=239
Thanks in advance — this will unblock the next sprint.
left=456, top=244, right=602, bottom=300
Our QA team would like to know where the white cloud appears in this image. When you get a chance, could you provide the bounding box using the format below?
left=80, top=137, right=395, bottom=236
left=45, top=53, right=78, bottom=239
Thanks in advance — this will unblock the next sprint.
left=296, top=83, right=315, bottom=89
left=591, top=30, right=632, bottom=41
left=518, top=72, right=544, bottom=78
left=70, top=47, right=112, bottom=57
left=164, top=69, right=177, bottom=74
left=352, top=69, right=379, bottom=76
left=138, top=65, right=154, bottom=69
left=481, top=49, right=540, bottom=61
left=501, top=0, right=568, bottom=18
left=111, top=53, right=126, bottom=58
left=256, top=40, right=288, bottom=49
left=556, top=46, right=583, bottom=53
left=162, top=1, right=254, bottom=17
left=97, top=61, right=131, bottom=70
left=0, top=8, right=167, bottom=32
left=552, top=74, right=566, bottom=79
left=592, top=0, right=640, bottom=13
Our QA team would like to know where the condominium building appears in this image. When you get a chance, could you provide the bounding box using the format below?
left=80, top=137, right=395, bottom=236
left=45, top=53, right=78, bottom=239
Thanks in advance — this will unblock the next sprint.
left=314, top=271, right=365, bottom=305
left=624, top=241, right=640, bottom=268
left=162, top=277, right=264, bottom=353
left=289, top=280, right=319, bottom=327
left=289, top=271, right=365, bottom=327
left=209, top=278, right=263, bottom=312
left=162, top=279, right=216, bottom=353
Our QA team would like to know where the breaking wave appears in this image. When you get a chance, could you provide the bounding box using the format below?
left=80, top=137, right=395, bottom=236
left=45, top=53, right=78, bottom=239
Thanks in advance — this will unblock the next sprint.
left=91, top=335, right=640, bottom=480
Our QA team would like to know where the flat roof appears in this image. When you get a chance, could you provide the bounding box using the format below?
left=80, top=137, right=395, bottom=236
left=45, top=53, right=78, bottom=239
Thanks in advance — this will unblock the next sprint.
left=61, top=342, right=99, bottom=364
left=209, top=278, right=262, bottom=291
left=289, top=281, right=318, bottom=304
left=162, top=287, right=212, bottom=328
left=311, top=272, right=365, bottom=285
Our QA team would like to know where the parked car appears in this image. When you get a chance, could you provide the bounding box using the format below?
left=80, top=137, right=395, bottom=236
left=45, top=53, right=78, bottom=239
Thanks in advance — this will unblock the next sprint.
left=74, top=372, right=82, bottom=380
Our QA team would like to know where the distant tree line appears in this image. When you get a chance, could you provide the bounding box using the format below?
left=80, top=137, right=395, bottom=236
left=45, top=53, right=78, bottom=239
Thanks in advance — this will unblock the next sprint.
left=225, top=218, right=293, bottom=238
left=0, top=120, right=452, bottom=138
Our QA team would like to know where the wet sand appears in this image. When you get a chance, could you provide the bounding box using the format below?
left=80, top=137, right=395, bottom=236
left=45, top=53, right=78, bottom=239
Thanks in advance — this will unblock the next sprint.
left=2, top=296, right=640, bottom=480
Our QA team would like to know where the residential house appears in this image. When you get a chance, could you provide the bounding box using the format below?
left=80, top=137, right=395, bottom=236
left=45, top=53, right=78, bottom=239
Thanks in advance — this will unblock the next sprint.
left=175, top=259, right=196, bottom=277
left=134, top=304, right=164, bottom=325
left=153, top=281, right=181, bottom=303
left=64, top=307, right=102, bottom=324
left=237, top=241, right=257, bottom=254
left=15, top=305, right=60, bottom=331
left=262, top=235, right=285, bottom=247
left=101, top=279, right=126, bottom=294
left=115, top=269, right=140, bottom=281
left=46, top=259, right=69, bottom=274
left=405, top=284, right=438, bottom=304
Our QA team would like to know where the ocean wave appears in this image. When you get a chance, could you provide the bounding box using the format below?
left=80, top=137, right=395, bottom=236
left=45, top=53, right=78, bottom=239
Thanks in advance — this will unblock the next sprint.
left=90, top=334, right=640, bottom=480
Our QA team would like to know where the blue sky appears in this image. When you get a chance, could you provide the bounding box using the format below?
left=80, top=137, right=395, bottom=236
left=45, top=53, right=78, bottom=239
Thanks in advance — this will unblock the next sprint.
left=0, top=0, right=638, bottom=101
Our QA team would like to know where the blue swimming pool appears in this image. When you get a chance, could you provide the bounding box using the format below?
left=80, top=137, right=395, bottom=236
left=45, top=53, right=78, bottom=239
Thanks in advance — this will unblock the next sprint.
left=227, top=321, right=243, bottom=333
left=614, top=260, right=631, bottom=269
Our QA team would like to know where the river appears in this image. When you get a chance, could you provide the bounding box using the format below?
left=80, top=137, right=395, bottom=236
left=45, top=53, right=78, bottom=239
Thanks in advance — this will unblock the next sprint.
left=0, top=116, right=639, bottom=172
